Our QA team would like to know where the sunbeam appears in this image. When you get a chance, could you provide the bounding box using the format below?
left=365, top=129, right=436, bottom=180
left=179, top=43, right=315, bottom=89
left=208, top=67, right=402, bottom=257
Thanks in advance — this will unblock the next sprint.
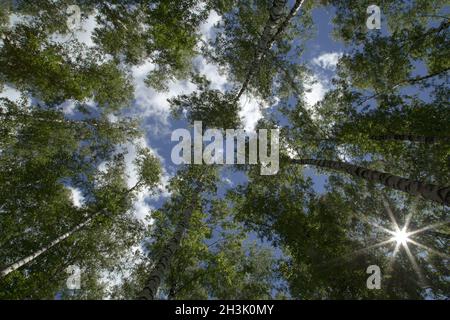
left=403, top=242, right=427, bottom=287
left=408, top=220, right=450, bottom=237
left=407, top=239, right=450, bottom=259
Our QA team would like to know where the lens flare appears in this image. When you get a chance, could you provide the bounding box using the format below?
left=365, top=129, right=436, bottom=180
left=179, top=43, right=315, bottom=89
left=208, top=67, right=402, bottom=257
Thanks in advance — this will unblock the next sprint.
left=392, top=228, right=409, bottom=245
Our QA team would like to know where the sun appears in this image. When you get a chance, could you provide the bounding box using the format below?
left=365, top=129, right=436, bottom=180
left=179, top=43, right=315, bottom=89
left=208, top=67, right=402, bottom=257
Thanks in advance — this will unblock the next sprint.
left=392, top=227, right=409, bottom=245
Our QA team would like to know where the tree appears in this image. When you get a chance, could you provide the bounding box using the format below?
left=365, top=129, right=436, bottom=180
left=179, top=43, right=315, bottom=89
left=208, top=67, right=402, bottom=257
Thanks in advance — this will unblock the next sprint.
left=170, top=0, right=314, bottom=131
left=190, top=0, right=314, bottom=126
left=233, top=0, right=306, bottom=102
left=111, top=186, right=280, bottom=300
left=0, top=95, right=161, bottom=298
left=1, top=208, right=106, bottom=278
left=279, top=1, right=450, bottom=200
left=214, top=0, right=312, bottom=101
left=93, top=0, right=209, bottom=90
left=230, top=150, right=448, bottom=298
left=1, top=0, right=448, bottom=301
left=137, top=165, right=217, bottom=299
left=2, top=1, right=210, bottom=92
left=0, top=147, right=161, bottom=278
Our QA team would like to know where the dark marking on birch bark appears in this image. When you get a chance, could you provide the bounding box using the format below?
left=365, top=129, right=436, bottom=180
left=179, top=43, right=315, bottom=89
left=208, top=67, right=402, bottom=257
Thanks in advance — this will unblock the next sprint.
left=290, top=159, right=450, bottom=206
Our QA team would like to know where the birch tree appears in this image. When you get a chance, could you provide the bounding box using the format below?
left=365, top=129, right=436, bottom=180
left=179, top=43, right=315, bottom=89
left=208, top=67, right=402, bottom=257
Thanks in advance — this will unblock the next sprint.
left=137, top=165, right=217, bottom=300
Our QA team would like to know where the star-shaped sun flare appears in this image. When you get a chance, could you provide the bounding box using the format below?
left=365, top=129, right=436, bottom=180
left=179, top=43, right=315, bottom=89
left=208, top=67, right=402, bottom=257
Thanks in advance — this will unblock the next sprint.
left=349, top=196, right=449, bottom=286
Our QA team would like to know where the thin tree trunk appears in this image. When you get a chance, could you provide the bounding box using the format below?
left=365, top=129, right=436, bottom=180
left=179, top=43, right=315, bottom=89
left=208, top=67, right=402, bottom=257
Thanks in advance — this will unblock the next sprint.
left=290, top=159, right=450, bottom=205
left=137, top=196, right=198, bottom=300
left=234, top=0, right=305, bottom=102
left=369, top=134, right=449, bottom=143
left=0, top=181, right=142, bottom=278
left=0, top=210, right=104, bottom=277
left=269, top=0, right=306, bottom=47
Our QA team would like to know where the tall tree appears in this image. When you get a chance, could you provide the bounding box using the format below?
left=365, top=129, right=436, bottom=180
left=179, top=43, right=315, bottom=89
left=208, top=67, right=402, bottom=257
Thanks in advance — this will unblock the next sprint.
left=230, top=149, right=449, bottom=298
left=0, top=95, right=162, bottom=298
left=0, top=148, right=161, bottom=278
left=111, top=197, right=281, bottom=300
left=137, top=165, right=218, bottom=300
left=233, top=0, right=306, bottom=102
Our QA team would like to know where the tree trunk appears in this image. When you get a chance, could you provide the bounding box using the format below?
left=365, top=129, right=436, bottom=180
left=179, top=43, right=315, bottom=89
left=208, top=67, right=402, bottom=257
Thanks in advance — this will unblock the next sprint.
left=0, top=210, right=104, bottom=277
left=137, top=198, right=198, bottom=300
left=369, top=134, right=449, bottom=143
left=290, top=158, right=450, bottom=205
left=234, top=0, right=305, bottom=102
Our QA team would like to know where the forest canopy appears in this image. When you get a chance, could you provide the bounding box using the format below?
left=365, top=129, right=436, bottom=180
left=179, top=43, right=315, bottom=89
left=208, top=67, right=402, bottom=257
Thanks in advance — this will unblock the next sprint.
left=0, top=0, right=448, bottom=300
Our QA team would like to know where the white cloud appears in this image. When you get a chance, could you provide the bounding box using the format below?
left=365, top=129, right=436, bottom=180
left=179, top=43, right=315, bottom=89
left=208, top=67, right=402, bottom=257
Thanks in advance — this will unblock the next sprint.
left=73, top=14, right=98, bottom=47
left=193, top=56, right=229, bottom=91
left=132, top=191, right=153, bottom=222
left=120, top=137, right=171, bottom=224
left=50, top=13, right=98, bottom=47
left=131, top=60, right=197, bottom=134
left=312, top=52, right=342, bottom=70
left=303, top=52, right=343, bottom=120
left=199, top=10, right=221, bottom=42
left=59, top=100, right=77, bottom=115
left=0, top=85, right=23, bottom=103
left=131, top=58, right=230, bottom=136
left=304, top=76, right=327, bottom=109
left=238, top=93, right=268, bottom=132
left=67, top=187, right=85, bottom=208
